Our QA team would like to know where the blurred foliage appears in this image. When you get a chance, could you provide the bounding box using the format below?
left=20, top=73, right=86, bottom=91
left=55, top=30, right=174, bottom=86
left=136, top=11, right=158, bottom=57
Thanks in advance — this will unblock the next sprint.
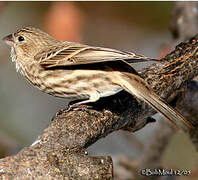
left=79, top=1, right=173, bottom=31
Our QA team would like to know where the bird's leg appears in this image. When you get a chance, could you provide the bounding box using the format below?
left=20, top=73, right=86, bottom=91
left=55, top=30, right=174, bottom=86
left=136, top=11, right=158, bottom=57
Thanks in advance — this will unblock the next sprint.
left=67, top=92, right=101, bottom=112
left=52, top=92, right=100, bottom=121
left=51, top=97, right=97, bottom=121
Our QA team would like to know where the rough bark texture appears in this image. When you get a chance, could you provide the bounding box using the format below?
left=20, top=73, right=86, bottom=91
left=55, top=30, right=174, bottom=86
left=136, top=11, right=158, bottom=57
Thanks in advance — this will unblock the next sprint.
left=177, top=81, right=198, bottom=151
left=1, top=2, right=198, bottom=180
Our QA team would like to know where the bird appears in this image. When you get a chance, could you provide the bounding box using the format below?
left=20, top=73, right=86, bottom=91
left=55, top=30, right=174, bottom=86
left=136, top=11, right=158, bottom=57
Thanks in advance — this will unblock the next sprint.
left=2, top=27, right=192, bottom=128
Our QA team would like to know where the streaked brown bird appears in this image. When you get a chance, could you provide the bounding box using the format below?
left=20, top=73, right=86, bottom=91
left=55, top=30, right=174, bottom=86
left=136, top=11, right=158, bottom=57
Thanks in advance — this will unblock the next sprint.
left=2, top=27, right=192, bottom=128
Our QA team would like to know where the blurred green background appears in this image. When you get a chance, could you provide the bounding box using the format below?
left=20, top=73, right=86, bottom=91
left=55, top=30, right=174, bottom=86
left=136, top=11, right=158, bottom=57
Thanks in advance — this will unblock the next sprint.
left=0, top=2, right=197, bottom=179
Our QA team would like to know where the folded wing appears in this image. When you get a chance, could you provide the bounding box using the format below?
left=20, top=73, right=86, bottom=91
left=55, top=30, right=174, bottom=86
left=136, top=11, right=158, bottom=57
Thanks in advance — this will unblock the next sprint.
left=34, top=42, right=158, bottom=68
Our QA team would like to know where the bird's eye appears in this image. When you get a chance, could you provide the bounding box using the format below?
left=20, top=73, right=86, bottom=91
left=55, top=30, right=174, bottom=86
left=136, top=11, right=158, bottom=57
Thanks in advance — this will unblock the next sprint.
left=18, top=36, right=24, bottom=42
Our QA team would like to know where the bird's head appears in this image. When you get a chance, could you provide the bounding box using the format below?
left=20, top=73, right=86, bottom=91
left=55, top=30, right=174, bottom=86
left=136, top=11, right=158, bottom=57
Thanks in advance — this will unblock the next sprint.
left=2, top=27, right=58, bottom=59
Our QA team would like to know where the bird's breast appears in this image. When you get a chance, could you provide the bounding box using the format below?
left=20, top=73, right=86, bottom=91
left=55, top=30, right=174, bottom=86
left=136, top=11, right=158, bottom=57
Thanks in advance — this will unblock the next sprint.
left=21, top=66, right=123, bottom=100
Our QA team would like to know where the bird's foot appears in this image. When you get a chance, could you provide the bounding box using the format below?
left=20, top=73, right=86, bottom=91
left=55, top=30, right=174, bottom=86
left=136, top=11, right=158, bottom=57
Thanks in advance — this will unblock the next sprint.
left=51, top=103, right=92, bottom=121
left=67, top=102, right=92, bottom=112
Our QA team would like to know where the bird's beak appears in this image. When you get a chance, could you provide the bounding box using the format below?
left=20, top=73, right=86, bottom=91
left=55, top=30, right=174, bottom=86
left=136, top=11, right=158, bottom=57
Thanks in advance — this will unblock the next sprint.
left=2, top=34, right=14, bottom=46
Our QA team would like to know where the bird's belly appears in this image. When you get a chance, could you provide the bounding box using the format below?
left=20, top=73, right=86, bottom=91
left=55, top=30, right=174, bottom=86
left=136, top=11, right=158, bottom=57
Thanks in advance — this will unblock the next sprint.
left=33, top=69, right=122, bottom=100
left=94, top=84, right=122, bottom=98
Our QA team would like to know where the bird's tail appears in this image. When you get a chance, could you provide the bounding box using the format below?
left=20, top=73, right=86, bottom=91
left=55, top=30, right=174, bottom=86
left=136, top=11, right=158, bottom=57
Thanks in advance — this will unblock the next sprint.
left=115, top=72, right=193, bottom=129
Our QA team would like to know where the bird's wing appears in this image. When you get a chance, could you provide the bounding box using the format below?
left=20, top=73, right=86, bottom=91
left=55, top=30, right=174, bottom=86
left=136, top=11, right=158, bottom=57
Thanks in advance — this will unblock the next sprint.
left=34, top=42, right=158, bottom=68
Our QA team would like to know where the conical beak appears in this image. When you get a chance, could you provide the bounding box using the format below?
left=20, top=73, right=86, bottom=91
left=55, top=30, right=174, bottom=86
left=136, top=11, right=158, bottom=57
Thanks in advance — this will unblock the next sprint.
left=2, top=34, right=14, bottom=46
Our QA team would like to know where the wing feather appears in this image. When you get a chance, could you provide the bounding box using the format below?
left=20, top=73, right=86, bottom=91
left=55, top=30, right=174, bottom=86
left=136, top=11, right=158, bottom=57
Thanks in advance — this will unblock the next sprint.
left=34, top=42, right=158, bottom=68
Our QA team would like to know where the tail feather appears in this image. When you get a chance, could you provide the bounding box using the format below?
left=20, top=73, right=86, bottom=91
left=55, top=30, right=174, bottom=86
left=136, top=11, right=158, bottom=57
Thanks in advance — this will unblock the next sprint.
left=116, top=72, right=193, bottom=129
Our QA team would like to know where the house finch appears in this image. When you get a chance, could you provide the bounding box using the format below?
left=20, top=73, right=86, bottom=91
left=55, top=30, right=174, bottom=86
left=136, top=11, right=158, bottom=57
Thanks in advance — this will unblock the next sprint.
left=2, top=27, right=192, bottom=128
